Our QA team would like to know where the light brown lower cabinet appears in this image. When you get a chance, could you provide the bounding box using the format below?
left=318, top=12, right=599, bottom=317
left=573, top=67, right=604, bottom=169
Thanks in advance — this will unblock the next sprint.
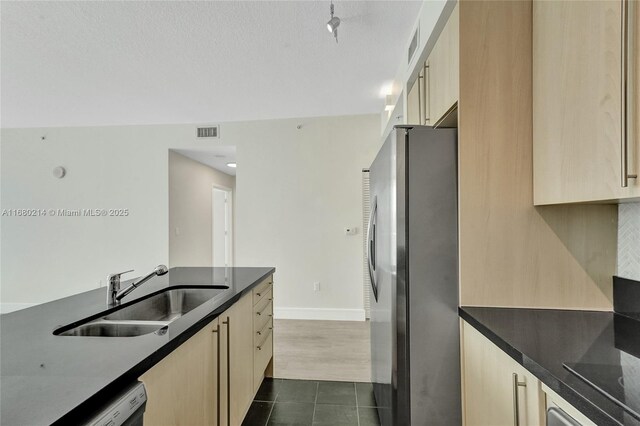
left=253, top=277, right=274, bottom=393
left=140, top=317, right=219, bottom=426
left=461, top=320, right=544, bottom=426
left=224, top=292, right=254, bottom=426
left=139, top=277, right=274, bottom=426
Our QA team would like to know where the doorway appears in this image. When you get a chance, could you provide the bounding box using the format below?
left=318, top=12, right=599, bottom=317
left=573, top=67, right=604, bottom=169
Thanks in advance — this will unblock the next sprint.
left=212, top=186, right=233, bottom=267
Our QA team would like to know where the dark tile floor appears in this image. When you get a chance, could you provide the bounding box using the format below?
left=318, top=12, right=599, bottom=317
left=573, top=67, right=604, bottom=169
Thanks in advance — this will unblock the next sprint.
left=242, top=379, right=384, bottom=426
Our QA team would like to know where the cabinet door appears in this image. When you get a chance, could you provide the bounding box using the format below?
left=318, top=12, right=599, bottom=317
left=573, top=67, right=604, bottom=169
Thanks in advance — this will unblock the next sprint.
left=140, top=318, right=218, bottom=426
left=461, top=320, right=543, bottom=426
left=221, top=293, right=254, bottom=426
left=429, top=3, right=459, bottom=126
left=533, top=0, right=640, bottom=204
left=407, top=76, right=421, bottom=125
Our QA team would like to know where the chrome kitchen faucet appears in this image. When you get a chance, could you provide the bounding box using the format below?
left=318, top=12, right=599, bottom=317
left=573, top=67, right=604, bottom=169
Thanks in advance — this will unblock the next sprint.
left=107, top=265, right=168, bottom=306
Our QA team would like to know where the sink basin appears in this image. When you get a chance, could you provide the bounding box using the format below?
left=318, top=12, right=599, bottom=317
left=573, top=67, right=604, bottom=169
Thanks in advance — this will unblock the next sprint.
left=104, top=288, right=226, bottom=322
left=57, top=320, right=168, bottom=337
left=55, top=287, right=228, bottom=337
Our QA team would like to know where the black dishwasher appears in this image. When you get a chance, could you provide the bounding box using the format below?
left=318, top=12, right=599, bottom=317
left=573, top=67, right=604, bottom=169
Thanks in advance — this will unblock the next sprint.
left=84, top=382, right=147, bottom=426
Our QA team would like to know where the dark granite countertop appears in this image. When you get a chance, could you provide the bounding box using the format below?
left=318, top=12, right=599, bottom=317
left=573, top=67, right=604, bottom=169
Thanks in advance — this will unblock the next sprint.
left=0, top=266, right=275, bottom=426
left=460, top=306, right=640, bottom=426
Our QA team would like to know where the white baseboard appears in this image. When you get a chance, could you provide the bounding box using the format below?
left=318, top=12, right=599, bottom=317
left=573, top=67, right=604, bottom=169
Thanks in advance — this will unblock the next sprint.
left=1, top=303, right=36, bottom=314
left=274, top=307, right=366, bottom=321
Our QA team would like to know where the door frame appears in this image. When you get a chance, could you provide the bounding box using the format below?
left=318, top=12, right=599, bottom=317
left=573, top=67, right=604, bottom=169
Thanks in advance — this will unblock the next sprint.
left=212, top=185, right=233, bottom=267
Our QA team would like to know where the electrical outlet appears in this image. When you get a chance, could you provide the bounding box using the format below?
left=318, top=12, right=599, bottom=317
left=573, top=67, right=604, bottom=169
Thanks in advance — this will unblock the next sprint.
left=313, top=282, right=320, bottom=292
left=175, top=227, right=180, bottom=236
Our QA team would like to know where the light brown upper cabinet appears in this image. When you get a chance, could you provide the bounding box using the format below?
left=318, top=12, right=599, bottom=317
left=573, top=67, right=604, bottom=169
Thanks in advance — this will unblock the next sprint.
left=428, top=3, right=459, bottom=127
left=407, top=76, right=421, bottom=125
left=533, top=0, right=640, bottom=204
left=407, top=66, right=429, bottom=126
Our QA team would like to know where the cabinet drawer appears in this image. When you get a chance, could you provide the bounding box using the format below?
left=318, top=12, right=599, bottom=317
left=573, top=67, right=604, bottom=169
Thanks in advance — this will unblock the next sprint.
left=254, top=327, right=273, bottom=384
left=253, top=277, right=273, bottom=306
left=254, top=317, right=273, bottom=346
left=254, top=293, right=273, bottom=331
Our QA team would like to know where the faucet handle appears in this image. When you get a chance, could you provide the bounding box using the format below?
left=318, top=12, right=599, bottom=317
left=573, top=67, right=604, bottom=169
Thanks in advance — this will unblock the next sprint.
left=107, top=269, right=134, bottom=306
left=107, top=269, right=134, bottom=284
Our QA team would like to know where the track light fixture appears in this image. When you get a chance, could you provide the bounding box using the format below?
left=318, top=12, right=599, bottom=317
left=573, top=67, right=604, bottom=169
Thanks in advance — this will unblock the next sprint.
left=327, top=1, right=340, bottom=43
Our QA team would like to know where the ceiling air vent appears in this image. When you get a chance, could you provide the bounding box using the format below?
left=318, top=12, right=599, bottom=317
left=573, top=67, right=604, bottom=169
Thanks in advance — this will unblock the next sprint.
left=196, top=126, right=219, bottom=138
left=407, top=25, right=419, bottom=65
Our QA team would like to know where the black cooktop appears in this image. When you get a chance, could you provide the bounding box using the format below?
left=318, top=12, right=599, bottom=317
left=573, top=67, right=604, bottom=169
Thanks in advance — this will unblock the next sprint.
left=561, top=282, right=640, bottom=424
left=564, top=362, right=640, bottom=421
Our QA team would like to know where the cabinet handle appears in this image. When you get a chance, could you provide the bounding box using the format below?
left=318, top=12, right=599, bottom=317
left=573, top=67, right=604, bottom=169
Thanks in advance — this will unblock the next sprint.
left=256, top=327, right=273, bottom=350
left=256, top=292, right=261, bottom=297
left=257, top=319, right=272, bottom=336
left=418, top=73, right=424, bottom=125
left=424, top=64, right=430, bottom=124
left=213, top=325, right=220, bottom=426
left=512, top=373, right=526, bottom=426
left=622, top=0, right=638, bottom=187
left=222, top=317, right=230, bottom=426
left=256, top=305, right=271, bottom=316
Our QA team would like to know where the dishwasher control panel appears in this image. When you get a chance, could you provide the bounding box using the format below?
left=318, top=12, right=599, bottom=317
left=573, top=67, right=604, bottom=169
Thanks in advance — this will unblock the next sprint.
left=87, top=382, right=147, bottom=426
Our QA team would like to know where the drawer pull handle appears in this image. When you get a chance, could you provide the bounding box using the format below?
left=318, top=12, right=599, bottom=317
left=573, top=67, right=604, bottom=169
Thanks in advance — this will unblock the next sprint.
left=256, top=321, right=273, bottom=336
left=621, top=0, right=638, bottom=187
left=256, top=328, right=273, bottom=350
left=256, top=292, right=261, bottom=297
left=512, top=373, right=526, bottom=426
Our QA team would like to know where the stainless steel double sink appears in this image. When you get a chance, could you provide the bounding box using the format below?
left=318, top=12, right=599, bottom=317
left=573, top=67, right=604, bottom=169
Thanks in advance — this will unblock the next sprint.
left=55, top=287, right=228, bottom=337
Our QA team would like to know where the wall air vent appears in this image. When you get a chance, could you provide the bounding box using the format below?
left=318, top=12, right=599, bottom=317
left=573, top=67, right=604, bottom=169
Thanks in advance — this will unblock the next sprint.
left=408, top=25, right=419, bottom=65
left=196, top=126, right=219, bottom=138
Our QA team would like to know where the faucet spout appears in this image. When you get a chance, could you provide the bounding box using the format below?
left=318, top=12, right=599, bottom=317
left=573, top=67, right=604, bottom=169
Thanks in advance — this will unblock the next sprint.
left=115, top=265, right=168, bottom=303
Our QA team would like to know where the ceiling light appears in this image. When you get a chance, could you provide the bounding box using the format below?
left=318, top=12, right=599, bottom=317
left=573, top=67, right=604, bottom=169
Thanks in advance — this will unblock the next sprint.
left=327, top=17, right=340, bottom=33
left=327, top=1, right=340, bottom=43
left=379, top=81, right=394, bottom=98
left=226, top=162, right=237, bottom=168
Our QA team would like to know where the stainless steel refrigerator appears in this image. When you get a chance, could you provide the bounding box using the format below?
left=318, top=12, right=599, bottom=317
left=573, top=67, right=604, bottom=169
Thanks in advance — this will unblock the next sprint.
left=366, top=125, right=461, bottom=426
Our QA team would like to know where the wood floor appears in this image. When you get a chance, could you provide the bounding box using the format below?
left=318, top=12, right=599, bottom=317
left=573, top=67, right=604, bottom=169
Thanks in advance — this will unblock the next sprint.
left=273, top=319, right=371, bottom=383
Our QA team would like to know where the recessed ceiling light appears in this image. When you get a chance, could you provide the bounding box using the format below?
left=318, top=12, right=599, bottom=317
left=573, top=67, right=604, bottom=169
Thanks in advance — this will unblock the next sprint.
left=226, top=162, right=237, bottom=168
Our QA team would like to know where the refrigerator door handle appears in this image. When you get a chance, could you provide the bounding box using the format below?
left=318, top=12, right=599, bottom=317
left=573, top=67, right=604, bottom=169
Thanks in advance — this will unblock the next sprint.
left=367, top=196, right=379, bottom=301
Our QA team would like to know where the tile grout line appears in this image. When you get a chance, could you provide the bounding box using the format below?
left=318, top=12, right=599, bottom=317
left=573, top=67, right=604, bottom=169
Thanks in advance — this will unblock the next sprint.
left=354, top=382, right=361, bottom=426
left=263, top=378, right=279, bottom=426
left=311, top=381, right=319, bottom=425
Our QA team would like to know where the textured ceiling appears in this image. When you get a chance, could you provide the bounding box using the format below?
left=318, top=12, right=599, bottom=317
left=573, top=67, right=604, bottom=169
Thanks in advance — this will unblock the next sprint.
left=1, top=1, right=421, bottom=128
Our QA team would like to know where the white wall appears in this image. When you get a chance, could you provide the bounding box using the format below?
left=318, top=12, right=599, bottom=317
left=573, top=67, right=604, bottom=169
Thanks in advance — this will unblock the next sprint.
left=1, top=114, right=381, bottom=319
left=168, top=150, right=235, bottom=268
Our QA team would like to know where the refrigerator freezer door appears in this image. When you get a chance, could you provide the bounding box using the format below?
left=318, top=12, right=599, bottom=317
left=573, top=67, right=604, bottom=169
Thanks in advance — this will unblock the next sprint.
left=369, top=129, right=398, bottom=426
